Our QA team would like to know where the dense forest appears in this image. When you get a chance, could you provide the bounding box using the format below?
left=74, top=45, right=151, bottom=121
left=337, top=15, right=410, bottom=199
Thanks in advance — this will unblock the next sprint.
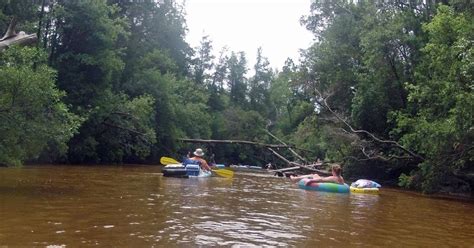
left=0, top=0, right=472, bottom=194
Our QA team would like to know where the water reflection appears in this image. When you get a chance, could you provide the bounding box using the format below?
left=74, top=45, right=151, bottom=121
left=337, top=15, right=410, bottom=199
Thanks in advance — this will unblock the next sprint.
left=0, top=166, right=473, bottom=247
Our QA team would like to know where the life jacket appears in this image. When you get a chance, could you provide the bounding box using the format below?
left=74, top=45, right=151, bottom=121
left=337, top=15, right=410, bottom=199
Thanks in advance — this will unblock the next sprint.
left=183, top=158, right=200, bottom=166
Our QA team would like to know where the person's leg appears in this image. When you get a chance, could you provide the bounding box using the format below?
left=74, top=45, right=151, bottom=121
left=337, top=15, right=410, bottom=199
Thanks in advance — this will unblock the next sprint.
left=290, top=174, right=315, bottom=182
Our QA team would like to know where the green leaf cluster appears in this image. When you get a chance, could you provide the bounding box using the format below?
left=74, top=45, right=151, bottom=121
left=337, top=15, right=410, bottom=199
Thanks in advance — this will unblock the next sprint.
left=0, top=47, right=80, bottom=166
left=393, top=5, right=473, bottom=193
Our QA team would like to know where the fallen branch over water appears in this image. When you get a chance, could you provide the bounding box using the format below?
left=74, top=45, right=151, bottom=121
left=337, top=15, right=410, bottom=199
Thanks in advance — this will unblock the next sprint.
left=178, top=138, right=292, bottom=148
left=264, top=129, right=308, bottom=163
left=268, top=148, right=331, bottom=176
left=179, top=137, right=331, bottom=176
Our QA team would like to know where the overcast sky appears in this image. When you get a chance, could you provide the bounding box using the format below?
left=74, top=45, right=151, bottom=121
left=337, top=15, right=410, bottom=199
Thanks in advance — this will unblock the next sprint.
left=184, top=0, right=314, bottom=70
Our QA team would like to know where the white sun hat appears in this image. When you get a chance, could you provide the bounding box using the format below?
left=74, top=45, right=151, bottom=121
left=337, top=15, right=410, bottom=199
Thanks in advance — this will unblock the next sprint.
left=193, top=148, right=205, bottom=157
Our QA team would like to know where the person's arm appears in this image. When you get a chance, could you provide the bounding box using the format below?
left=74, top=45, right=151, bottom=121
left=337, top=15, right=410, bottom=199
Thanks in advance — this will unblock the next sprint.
left=291, top=173, right=320, bottom=182
left=305, top=176, right=337, bottom=185
left=201, top=160, right=211, bottom=171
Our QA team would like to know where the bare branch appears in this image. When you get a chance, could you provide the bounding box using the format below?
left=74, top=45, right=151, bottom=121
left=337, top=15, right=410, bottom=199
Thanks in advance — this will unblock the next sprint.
left=102, top=122, right=147, bottom=136
left=1, top=17, right=17, bottom=41
left=178, top=138, right=293, bottom=148
left=264, top=129, right=308, bottom=163
left=268, top=148, right=331, bottom=175
left=313, top=87, right=424, bottom=161
left=0, top=17, right=38, bottom=50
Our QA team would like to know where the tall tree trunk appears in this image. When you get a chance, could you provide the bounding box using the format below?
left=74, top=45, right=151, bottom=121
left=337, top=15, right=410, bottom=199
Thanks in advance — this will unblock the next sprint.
left=37, top=0, right=47, bottom=47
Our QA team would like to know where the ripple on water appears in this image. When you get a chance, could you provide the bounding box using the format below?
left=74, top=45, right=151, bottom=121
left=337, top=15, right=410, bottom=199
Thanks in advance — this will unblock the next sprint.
left=1, top=166, right=473, bottom=247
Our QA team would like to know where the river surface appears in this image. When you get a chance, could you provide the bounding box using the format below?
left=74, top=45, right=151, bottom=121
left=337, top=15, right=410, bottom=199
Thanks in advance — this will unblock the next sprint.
left=0, top=165, right=473, bottom=247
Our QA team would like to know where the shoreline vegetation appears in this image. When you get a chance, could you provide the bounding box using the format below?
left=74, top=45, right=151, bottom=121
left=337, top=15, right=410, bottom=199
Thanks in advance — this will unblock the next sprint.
left=0, top=1, right=472, bottom=195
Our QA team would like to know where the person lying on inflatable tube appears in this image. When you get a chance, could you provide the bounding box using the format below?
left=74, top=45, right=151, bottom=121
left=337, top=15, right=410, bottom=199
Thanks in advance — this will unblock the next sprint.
left=290, top=164, right=345, bottom=185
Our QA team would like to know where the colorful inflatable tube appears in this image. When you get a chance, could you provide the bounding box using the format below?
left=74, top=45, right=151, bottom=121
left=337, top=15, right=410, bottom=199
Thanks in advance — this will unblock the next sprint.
left=298, top=178, right=350, bottom=193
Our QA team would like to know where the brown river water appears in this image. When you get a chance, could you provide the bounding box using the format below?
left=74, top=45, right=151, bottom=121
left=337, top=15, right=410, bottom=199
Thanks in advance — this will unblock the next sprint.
left=0, top=165, right=473, bottom=247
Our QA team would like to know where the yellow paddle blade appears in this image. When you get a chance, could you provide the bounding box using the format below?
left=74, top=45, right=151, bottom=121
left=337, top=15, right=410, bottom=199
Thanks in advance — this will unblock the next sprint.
left=212, top=168, right=234, bottom=178
left=160, top=156, right=180, bottom=165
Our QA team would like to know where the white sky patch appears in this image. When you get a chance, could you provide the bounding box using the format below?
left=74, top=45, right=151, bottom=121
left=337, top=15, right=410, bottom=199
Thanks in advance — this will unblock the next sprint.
left=184, top=0, right=314, bottom=71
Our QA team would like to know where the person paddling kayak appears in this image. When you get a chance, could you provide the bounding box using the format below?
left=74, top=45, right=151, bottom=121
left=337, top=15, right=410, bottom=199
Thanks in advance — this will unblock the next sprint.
left=188, top=148, right=212, bottom=172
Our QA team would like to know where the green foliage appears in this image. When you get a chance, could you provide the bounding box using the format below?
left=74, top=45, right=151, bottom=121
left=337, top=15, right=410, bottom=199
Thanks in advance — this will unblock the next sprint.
left=52, top=0, right=127, bottom=108
left=115, top=55, right=178, bottom=162
left=192, top=35, right=214, bottom=85
left=290, top=116, right=326, bottom=160
left=221, top=108, right=265, bottom=141
left=113, top=0, right=191, bottom=77
left=301, top=2, right=361, bottom=114
left=207, top=49, right=229, bottom=112
left=67, top=91, right=156, bottom=163
left=269, top=61, right=314, bottom=136
left=398, top=173, right=413, bottom=188
left=349, top=3, right=421, bottom=135
left=0, top=47, right=80, bottom=166
left=170, top=76, right=212, bottom=139
left=219, top=107, right=267, bottom=165
left=393, top=5, right=473, bottom=193
left=46, top=0, right=164, bottom=164
left=1, top=0, right=197, bottom=165
left=0, top=0, right=38, bottom=33
left=295, top=2, right=473, bottom=194
left=269, top=65, right=293, bottom=121
left=249, top=47, right=274, bottom=117
left=227, top=52, right=248, bottom=108
left=111, top=0, right=192, bottom=160
left=136, top=49, right=179, bottom=75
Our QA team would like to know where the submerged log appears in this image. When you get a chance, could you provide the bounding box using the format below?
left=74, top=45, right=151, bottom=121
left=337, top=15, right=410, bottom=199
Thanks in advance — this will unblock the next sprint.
left=270, top=166, right=300, bottom=173
left=270, top=166, right=300, bottom=177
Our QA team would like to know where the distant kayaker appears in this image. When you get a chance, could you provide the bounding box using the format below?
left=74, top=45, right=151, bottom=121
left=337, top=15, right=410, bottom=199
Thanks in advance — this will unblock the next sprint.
left=189, top=148, right=212, bottom=172
left=290, top=164, right=345, bottom=185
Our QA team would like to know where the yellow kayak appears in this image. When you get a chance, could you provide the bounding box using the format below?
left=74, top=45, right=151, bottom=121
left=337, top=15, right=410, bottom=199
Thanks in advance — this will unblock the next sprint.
left=350, top=186, right=379, bottom=194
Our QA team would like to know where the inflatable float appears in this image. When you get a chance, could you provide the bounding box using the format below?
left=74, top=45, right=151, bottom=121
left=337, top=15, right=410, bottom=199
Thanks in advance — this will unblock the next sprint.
left=350, top=187, right=379, bottom=194
left=162, top=164, right=212, bottom=178
left=215, top=164, right=225, bottom=169
left=298, top=178, right=350, bottom=193
left=350, top=179, right=381, bottom=194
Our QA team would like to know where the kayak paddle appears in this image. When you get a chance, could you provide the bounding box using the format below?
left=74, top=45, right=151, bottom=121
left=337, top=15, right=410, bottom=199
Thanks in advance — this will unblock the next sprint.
left=160, top=156, right=180, bottom=165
